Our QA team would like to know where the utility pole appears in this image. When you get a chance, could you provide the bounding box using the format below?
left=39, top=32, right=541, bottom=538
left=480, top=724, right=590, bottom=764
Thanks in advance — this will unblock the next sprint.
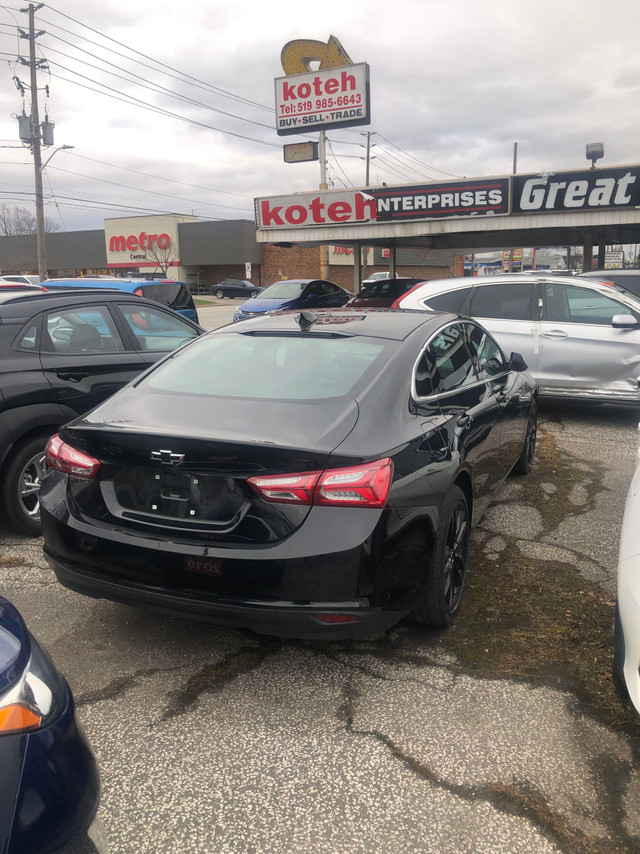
left=360, top=131, right=372, bottom=282
left=22, top=3, right=46, bottom=280
left=319, top=129, right=329, bottom=279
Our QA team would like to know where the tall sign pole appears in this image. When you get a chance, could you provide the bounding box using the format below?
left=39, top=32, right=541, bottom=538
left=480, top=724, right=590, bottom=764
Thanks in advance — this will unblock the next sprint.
left=275, top=36, right=370, bottom=282
left=318, top=129, right=329, bottom=278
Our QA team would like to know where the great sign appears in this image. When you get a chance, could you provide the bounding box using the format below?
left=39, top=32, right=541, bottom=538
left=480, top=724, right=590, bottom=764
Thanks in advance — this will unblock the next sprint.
left=274, top=63, right=370, bottom=136
left=512, top=166, right=640, bottom=213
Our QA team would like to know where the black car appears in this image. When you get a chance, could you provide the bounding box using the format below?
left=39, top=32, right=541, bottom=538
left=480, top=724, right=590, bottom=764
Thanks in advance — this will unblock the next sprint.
left=41, top=309, right=537, bottom=640
left=346, top=277, right=427, bottom=308
left=0, top=288, right=203, bottom=536
left=211, top=279, right=262, bottom=299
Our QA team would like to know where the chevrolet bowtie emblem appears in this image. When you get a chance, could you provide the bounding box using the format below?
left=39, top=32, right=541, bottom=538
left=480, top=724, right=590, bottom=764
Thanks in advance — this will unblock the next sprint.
left=150, top=450, right=185, bottom=465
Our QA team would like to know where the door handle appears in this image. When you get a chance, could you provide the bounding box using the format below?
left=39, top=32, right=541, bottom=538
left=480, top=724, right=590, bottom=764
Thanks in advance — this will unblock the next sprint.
left=56, top=370, right=89, bottom=382
left=456, top=414, right=472, bottom=428
left=541, top=329, right=568, bottom=339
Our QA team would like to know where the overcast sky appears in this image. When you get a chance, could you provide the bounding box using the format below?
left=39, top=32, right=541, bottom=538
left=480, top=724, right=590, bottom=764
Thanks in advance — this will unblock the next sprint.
left=0, top=0, right=638, bottom=232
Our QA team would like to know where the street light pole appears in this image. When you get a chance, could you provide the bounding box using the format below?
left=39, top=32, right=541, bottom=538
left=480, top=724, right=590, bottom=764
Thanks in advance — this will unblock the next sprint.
left=26, top=3, right=46, bottom=281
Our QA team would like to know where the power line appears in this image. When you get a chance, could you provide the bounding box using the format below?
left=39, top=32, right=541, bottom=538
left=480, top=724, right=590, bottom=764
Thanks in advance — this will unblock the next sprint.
left=374, top=132, right=463, bottom=178
left=39, top=38, right=276, bottom=132
left=67, top=152, right=254, bottom=200
left=46, top=164, right=252, bottom=213
left=47, top=67, right=280, bottom=148
left=41, top=6, right=272, bottom=113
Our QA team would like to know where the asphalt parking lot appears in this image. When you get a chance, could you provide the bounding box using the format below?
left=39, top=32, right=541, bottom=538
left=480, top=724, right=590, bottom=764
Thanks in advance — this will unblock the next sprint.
left=2, top=302, right=640, bottom=854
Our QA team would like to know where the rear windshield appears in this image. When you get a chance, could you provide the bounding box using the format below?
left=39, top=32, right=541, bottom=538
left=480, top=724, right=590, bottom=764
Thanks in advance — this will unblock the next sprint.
left=360, top=280, right=419, bottom=300
left=144, top=332, right=390, bottom=400
left=136, top=282, right=194, bottom=310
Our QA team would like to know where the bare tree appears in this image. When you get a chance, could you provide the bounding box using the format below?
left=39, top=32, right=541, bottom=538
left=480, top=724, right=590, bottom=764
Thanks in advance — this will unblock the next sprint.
left=0, top=204, right=59, bottom=236
left=143, top=240, right=178, bottom=277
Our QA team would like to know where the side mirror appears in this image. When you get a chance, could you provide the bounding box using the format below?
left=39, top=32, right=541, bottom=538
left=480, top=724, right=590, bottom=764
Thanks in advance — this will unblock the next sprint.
left=307, top=293, right=317, bottom=300
left=611, top=314, right=638, bottom=329
left=509, top=351, right=528, bottom=372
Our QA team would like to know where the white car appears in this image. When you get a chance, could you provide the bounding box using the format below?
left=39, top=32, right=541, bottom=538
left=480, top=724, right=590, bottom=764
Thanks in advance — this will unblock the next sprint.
left=396, top=274, right=640, bottom=404
left=0, top=274, right=41, bottom=285
left=617, top=437, right=640, bottom=714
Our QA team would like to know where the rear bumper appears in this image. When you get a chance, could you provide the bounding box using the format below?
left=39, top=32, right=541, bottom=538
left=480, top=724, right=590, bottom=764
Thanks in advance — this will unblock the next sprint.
left=46, top=554, right=405, bottom=640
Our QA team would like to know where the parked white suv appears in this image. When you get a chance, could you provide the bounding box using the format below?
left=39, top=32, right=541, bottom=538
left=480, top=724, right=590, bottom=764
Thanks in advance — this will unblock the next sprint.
left=396, top=274, right=640, bottom=404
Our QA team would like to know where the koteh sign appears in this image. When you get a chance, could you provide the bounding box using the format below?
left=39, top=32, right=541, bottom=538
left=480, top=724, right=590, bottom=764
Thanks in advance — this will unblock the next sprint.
left=256, top=179, right=509, bottom=230
left=275, top=63, right=370, bottom=135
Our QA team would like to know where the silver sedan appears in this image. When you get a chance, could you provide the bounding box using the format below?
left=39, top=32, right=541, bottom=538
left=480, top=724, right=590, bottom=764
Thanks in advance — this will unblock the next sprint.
left=398, top=274, right=640, bottom=404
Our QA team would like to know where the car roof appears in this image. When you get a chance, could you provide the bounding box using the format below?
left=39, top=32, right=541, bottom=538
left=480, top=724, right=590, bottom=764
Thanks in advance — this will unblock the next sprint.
left=582, top=269, right=639, bottom=277
left=0, top=287, right=175, bottom=311
left=398, top=272, right=640, bottom=310
left=43, top=278, right=187, bottom=291
left=228, top=307, right=452, bottom=341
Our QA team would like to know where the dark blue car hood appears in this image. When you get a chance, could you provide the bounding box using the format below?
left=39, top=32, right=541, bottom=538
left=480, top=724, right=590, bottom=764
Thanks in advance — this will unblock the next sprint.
left=0, top=597, right=29, bottom=693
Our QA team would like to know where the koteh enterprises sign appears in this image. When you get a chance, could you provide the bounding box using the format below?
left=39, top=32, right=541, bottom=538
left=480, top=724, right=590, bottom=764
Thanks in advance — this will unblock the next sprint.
left=513, top=166, right=640, bottom=213
left=256, top=179, right=509, bottom=229
left=275, top=63, right=370, bottom=135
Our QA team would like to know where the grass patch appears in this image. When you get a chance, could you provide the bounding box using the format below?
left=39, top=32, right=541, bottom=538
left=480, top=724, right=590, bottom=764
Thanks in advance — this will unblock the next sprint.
left=445, top=426, right=639, bottom=736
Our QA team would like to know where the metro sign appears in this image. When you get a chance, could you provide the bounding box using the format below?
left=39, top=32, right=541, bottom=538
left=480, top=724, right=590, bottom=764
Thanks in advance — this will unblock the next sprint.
left=109, top=232, right=171, bottom=253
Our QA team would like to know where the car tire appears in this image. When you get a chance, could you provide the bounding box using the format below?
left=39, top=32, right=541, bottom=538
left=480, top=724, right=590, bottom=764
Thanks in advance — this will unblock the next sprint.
left=412, top=484, right=469, bottom=627
left=512, top=399, right=537, bottom=476
left=215, top=290, right=225, bottom=300
left=613, top=602, right=631, bottom=703
left=0, top=433, right=51, bottom=537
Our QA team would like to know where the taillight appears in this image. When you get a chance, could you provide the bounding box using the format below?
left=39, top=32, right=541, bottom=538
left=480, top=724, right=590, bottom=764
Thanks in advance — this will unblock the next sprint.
left=316, top=458, right=392, bottom=507
left=247, top=472, right=321, bottom=504
left=45, top=434, right=100, bottom=479
left=248, top=458, right=392, bottom=509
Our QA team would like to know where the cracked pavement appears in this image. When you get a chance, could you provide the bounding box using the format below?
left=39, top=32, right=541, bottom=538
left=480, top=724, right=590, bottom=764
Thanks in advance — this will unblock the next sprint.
left=1, top=402, right=640, bottom=853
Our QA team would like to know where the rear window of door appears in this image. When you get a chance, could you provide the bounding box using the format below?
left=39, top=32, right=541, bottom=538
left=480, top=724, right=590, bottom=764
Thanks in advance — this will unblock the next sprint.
left=467, top=283, right=536, bottom=321
left=543, top=283, right=633, bottom=325
left=422, top=287, right=473, bottom=314
left=463, top=321, right=507, bottom=377
left=414, top=323, right=478, bottom=397
left=118, top=303, right=200, bottom=351
left=40, top=305, right=126, bottom=353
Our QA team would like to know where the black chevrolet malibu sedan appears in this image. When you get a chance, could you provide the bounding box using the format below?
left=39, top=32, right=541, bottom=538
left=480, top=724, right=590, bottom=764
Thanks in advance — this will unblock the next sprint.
left=40, top=309, right=537, bottom=640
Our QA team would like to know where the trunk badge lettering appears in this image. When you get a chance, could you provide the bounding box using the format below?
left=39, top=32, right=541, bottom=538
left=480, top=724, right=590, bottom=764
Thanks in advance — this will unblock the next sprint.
left=151, top=450, right=185, bottom=466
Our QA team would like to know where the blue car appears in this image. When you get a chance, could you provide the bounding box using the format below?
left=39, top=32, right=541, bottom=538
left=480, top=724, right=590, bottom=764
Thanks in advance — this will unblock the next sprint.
left=44, top=278, right=199, bottom=323
left=0, top=596, right=103, bottom=853
left=233, top=278, right=350, bottom=321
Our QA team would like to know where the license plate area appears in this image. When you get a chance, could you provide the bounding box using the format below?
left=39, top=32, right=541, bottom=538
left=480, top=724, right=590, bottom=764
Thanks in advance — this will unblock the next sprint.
left=104, top=468, right=250, bottom=532
left=184, top=557, right=224, bottom=577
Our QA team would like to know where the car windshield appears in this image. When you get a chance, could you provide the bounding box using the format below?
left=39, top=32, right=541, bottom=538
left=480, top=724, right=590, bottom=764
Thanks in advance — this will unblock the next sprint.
left=143, top=332, right=390, bottom=400
left=259, top=281, right=307, bottom=299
